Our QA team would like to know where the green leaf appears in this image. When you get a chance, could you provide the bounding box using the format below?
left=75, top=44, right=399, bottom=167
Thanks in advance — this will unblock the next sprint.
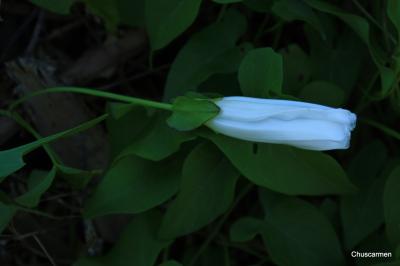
left=84, top=155, right=181, bottom=218
left=203, top=132, right=356, bottom=195
left=84, top=0, right=145, bottom=29
left=145, top=0, right=202, bottom=50
left=75, top=211, right=170, bottom=266
left=83, top=0, right=120, bottom=30
left=388, top=0, right=400, bottom=40
left=16, top=167, right=56, bottom=207
left=116, top=113, right=195, bottom=161
left=0, top=114, right=107, bottom=182
left=106, top=104, right=153, bottom=157
left=238, top=47, right=283, bottom=97
left=199, top=73, right=242, bottom=96
left=230, top=217, right=264, bottom=242
left=158, top=142, right=239, bottom=239
left=31, top=0, right=75, bottom=14
left=257, top=188, right=284, bottom=213
left=263, top=198, right=345, bottom=266
left=343, top=192, right=386, bottom=250
left=304, top=0, right=396, bottom=96
left=319, top=198, right=340, bottom=231
left=272, top=0, right=326, bottom=39
left=305, top=26, right=365, bottom=94
left=231, top=198, right=345, bottom=266
left=299, top=80, right=346, bottom=107
left=167, top=96, right=220, bottom=131
left=384, top=165, right=400, bottom=246
left=341, top=141, right=387, bottom=249
left=57, top=165, right=95, bottom=189
left=163, top=9, right=247, bottom=100
left=281, top=44, right=312, bottom=95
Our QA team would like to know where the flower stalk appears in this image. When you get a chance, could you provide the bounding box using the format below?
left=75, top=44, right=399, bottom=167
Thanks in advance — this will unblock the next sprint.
left=9, top=88, right=357, bottom=151
left=9, top=87, right=173, bottom=111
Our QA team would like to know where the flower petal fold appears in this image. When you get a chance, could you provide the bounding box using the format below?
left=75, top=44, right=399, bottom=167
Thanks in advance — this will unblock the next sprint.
left=206, top=96, right=357, bottom=150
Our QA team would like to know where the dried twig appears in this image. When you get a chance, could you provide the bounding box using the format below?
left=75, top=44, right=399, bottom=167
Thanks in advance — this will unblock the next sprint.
left=32, top=235, right=57, bottom=266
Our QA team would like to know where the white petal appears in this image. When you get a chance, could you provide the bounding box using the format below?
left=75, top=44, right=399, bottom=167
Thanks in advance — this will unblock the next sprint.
left=215, top=97, right=356, bottom=127
left=208, top=118, right=347, bottom=140
left=207, top=96, right=356, bottom=150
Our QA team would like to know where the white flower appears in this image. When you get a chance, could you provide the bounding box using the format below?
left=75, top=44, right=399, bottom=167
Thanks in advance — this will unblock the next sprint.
left=206, top=96, right=357, bottom=151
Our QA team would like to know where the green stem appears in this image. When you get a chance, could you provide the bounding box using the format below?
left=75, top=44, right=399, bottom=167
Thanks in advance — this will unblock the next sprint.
left=254, top=15, right=270, bottom=43
left=272, top=23, right=283, bottom=50
left=0, top=110, right=59, bottom=164
left=351, top=0, right=396, bottom=44
left=188, top=183, right=254, bottom=266
left=9, top=87, right=173, bottom=111
left=217, top=4, right=228, bottom=23
left=355, top=71, right=379, bottom=113
left=360, top=118, right=400, bottom=141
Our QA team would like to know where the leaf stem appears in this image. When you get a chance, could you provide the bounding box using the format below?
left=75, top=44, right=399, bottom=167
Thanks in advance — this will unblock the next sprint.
left=188, top=183, right=254, bottom=266
left=354, top=71, right=379, bottom=113
left=9, top=87, right=173, bottom=111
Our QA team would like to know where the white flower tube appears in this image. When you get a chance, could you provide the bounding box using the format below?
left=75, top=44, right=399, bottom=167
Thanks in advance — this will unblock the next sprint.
left=206, top=96, right=357, bottom=151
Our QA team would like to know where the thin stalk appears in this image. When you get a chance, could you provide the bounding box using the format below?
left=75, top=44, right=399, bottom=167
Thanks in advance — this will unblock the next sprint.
left=9, top=87, right=173, bottom=111
left=272, top=24, right=283, bottom=50
left=217, top=4, right=228, bottom=23
left=355, top=71, right=379, bottom=113
left=0, top=110, right=58, bottom=164
left=351, top=0, right=396, bottom=44
left=360, top=117, right=400, bottom=141
left=254, top=15, right=270, bottom=43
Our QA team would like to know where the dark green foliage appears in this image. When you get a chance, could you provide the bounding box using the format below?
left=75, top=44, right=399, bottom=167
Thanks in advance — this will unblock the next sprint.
left=4, top=0, right=400, bottom=265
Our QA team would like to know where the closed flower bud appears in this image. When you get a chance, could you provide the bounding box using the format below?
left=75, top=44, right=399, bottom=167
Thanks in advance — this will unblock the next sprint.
left=206, top=96, right=356, bottom=151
